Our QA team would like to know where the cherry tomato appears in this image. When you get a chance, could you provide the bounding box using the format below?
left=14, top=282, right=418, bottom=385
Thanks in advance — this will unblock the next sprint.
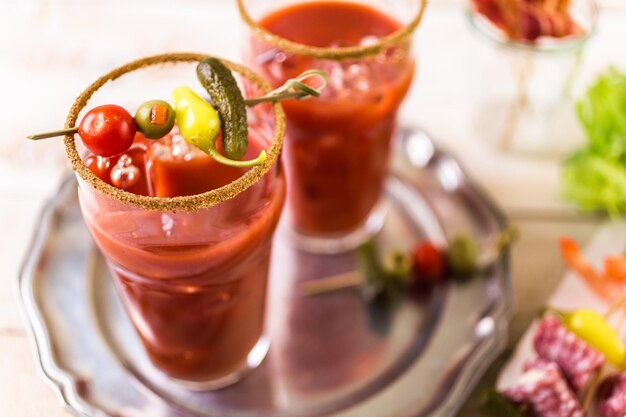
left=411, top=241, right=446, bottom=283
left=78, top=105, right=136, bottom=157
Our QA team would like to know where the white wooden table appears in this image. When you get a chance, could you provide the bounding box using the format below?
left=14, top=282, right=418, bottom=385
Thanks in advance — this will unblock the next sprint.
left=0, top=1, right=624, bottom=416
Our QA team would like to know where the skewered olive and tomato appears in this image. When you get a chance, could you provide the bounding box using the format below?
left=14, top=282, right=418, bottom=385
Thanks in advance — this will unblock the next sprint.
left=48, top=59, right=261, bottom=167
left=302, top=228, right=518, bottom=300
left=28, top=58, right=329, bottom=169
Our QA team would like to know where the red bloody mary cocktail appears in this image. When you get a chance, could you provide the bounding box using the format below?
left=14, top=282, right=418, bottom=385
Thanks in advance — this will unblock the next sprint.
left=81, top=133, right=284, bottom=384
left=67, top=56, right=286, bottom=389
left=243, top=1, right=420, bottom=244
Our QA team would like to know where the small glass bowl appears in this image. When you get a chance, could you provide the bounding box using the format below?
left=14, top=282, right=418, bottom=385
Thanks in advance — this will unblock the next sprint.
left=466, top=0, right=599, bottom=157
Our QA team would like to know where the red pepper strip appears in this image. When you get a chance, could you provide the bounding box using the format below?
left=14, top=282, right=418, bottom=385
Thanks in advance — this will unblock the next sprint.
left=560, top=237, right=626, bottom=302
left=150, top=103, right=169, bottom=126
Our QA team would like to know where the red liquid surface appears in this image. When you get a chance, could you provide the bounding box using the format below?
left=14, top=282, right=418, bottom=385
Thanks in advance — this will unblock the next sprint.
left=81, top=132, right=285, bottom=382
left=251, top=1, right=414, bottom=236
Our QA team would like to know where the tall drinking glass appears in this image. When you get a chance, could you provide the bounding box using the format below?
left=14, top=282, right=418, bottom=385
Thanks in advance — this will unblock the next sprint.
left=238, top=0, right=427, bottom=252
left=65, top=54, right=286, bottom=390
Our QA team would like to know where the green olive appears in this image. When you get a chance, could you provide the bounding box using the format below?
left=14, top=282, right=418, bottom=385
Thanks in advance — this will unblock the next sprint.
left=382, top=250, right=413, bottom=282
left=134, top=100, right=176, bottom=139
left=447, top=235, right=478, bottom=276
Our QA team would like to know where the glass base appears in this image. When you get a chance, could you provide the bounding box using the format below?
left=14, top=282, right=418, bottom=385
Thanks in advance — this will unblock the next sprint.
left=165, top=335, right=271, bottom=391
left=284, top=203, right=388, bottom=254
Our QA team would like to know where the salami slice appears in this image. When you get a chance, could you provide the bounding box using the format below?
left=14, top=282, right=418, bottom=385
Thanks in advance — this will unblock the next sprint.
left=534, top=315, right=605, bottom=393
left=596, top=373, right=626, bottom=417
left=503, top=359, right=586, bottom=417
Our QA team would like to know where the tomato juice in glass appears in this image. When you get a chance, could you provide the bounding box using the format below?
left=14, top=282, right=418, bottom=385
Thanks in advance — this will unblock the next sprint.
left=240, top=0, right=426, bottom=251
left=68, top=55, right=286, bottom=389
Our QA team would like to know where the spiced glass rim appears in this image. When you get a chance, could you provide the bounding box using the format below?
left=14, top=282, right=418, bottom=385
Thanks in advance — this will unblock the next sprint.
left=64, top=53, right=285, bottom=212
left=467, top=0, right=599, bottom=54
left=237, top=0, right=428, bottom=60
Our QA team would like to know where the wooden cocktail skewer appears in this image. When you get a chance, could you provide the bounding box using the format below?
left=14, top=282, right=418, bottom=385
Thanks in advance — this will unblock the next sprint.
left=28, top=127, right=79, bottom=141
left=302, top=227, right=518, bottom=297
left=27, top=69, right=329, bottom=141
left=301, top=271, right=360, bottom=296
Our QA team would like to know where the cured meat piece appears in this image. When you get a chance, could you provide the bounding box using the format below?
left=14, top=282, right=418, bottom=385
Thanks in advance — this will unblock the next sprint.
left=596, top=374, right=626, bottom=417
left=503, top=359, right=586, bottom=417
left=534, top=315, right=604, bottom=393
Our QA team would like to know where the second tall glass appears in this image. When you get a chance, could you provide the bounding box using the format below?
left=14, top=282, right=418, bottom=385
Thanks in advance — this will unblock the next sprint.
left=238, top=0, right=427, bottom=252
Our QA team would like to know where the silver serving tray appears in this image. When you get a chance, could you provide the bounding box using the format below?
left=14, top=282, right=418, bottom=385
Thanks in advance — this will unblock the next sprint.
left=18, top=128, right=512, bottom=417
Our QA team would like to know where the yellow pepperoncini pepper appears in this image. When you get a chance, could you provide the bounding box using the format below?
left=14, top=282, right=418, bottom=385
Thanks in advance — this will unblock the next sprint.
left=172, top=86, right=265, bottom=168
left=172, top=86, right=221, bottom=151
left=558, top=308, right=626, bottom=368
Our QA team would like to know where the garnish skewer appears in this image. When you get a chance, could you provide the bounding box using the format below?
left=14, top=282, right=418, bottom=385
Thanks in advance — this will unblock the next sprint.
left=27, top=69, right=329, bottom=141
